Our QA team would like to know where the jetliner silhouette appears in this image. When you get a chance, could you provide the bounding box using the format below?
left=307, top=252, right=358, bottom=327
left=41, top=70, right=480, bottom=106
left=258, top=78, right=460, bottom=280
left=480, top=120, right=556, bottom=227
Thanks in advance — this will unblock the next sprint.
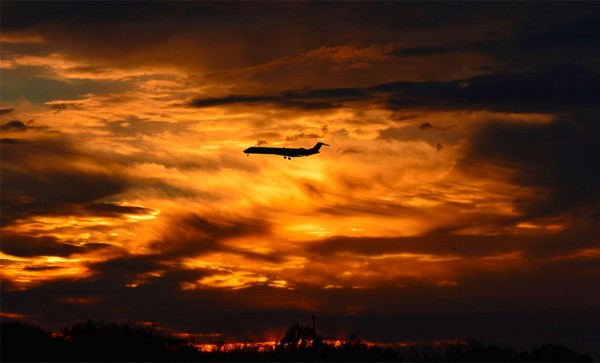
left=244, top=142, right=329, bottom=160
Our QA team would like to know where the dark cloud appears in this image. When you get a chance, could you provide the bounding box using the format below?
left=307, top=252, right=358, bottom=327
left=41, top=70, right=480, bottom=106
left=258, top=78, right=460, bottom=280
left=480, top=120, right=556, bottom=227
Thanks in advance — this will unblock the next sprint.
left=372, top=64, right=600, bottom=113
left=0, top=233, right=109, bottom=258
left=587, top=209, right=600, bottom=221
left=176, top=214, right=269, bottom=243
left=307, top=234, right=503, bottom=259
left=152, top=214, right=275, bottom=261
left=319, top=198, right=423, bottom=219
left=189, top=95, right=280, bottom=108
left=0, top=120, right=51, bottom=133
left=457, top=111, right=600, bottom=219
left=22, top=266, right=65, bottom=271
left=31, top=213, right=273, bottom=294
left=4, top=2, right=376, bottom=73
left=0, top=67, right=133, bottom=104
left=130, top=179, right=212, bottom=200
left=1, top=275, right=307, bottom=342
left=378, top=125, right=461, bottom=146
left=390, top=40, right=504, bottom=58
left=25, top=120, right=51, bottom=132
left=519, top=17, right=600, bottom=50
left=46, top=101, right=84, bottom=111
left=0, top=107, right=14, bottom=115
left=187, top=90, right=358, bottom=109
left=5, top=2, right=595, bottom=69
left=0, top=2, right=480, bottom=72
left=1, top=201, right=154, bottom=227
left=2, top=215, right=599, bottom=354
left=282, top=125, right=329, bottom=142
left=89, top=256, right=169, bottom=281
left=1, top=120, right=27, bottom=132
left=394, top=45, right=456, bottom=57
left=2, top=264, right=599, bottom=358
left=101, top=116, right=193, bottom=137
left=84, top=202, right=153, bottom=216
left=0, top=138, right=27, bottom=144
left=189, top=65, right=600, bottom=114
left=506, top=16, right=600, bottom=67
left=1, top=137, right=131, bottom=203
left=391, top=13, right=600, bottom=70
left=189, top=88, right=368, bottom=110
left=419, top=122, right=435, bottom=130
left=285, top=132, right=322, bottom=142
left=419, top=122, right=451, bottom=131
left=2, top=2, right=598, bottom=99
left=338, top=148, right=361, bottom=155
left=306, top=220, right=600, bottom=261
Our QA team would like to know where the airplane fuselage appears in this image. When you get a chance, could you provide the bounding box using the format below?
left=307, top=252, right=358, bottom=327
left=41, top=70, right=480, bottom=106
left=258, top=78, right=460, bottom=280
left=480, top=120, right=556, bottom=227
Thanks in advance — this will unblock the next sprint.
left=244, top=142, right=329, bottom=159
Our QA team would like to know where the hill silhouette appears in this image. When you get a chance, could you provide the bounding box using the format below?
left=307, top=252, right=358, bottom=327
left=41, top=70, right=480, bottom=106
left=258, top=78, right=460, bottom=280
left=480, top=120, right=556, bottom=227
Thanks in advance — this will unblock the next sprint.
left=0, top=319, right=594, bottom=362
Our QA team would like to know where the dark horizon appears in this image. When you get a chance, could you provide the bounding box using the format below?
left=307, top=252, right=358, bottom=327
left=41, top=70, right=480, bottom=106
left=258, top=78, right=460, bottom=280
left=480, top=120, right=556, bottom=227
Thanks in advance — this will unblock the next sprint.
left=1, top=318, right=595, bottom=362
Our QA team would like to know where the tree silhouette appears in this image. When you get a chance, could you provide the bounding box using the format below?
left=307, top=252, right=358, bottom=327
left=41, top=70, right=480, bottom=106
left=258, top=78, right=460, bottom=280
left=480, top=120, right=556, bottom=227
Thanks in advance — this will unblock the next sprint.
left=445, top=339, right=516, bottom=362
left=0, top=320, right=62, bottom=361
left=1, top=319, right=200, bottom=362
left=0, top=319, right=594, bottom=362
left=517, top=343, right=593, bottom=362
left=274, top=323, right=321, bottom=361
left=278, top=323, right=317, bottom=350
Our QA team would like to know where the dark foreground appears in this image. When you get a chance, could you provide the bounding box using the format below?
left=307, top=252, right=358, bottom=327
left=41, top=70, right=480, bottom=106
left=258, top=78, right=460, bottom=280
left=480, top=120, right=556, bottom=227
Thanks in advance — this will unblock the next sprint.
left=1, top=320, right=594, bottom=362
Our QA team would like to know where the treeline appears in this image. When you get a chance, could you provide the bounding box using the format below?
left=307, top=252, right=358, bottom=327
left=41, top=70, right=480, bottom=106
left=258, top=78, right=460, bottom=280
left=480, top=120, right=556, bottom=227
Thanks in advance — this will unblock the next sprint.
left=0, top=319, right=594, bottom=362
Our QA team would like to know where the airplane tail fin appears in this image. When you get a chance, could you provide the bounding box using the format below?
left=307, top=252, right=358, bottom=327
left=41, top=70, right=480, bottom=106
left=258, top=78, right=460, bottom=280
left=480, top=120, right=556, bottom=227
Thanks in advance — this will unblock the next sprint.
left=311, top=142, right=330, bottom=152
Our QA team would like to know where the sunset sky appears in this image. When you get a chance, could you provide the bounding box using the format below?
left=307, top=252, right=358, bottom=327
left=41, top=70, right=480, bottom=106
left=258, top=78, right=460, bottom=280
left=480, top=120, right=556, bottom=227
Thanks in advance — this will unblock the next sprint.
left=1, top=1, right=599, bottom=356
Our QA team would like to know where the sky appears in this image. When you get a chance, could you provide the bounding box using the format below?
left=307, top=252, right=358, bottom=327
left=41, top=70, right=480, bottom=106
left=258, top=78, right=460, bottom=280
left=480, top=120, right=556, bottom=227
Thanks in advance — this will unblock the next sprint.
left=1, top=1, right=600, bottom=356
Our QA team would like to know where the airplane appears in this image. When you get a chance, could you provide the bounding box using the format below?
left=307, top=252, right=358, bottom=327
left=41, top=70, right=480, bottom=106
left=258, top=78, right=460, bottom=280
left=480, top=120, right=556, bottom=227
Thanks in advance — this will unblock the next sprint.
left=244, top=142, right=329, bottom=159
